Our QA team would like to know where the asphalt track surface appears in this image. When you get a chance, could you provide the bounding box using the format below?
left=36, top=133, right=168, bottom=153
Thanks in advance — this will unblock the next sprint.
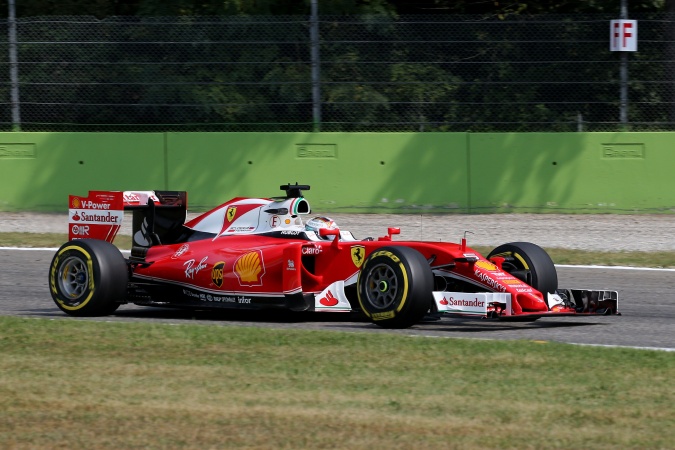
left=1, top=248, right=673, bottom=351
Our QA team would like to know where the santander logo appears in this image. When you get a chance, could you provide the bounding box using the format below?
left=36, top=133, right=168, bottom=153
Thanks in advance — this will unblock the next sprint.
left=319, top=290, right=339, bottom=307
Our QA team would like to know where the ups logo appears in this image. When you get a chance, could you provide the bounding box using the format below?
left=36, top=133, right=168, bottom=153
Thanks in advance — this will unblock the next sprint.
left=211, top=261, right=225, bottom=287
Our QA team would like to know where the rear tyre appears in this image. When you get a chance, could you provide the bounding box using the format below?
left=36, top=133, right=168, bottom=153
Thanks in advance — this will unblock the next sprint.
left=49, top=239, right=128, bottom=316
left=357, top=246, right=433, bottom=329
left=488, top=242, right=558, bottom=294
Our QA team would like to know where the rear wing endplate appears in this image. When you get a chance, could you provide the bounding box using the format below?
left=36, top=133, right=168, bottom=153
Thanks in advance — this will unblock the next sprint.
left=68, top=190, right=187, bottom=243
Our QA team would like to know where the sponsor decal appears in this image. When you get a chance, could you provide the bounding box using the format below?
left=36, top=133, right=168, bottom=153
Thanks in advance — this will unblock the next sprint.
left=503, top=279, right=524, bottom=285
left=372, top=250, right=400, bottom=264
left=234, top=250, right=265, bottom=286
left=319, top=290, right=339, bottom=307
left=439, top=296, right=485, bottom=308
left=182, top=288, right=242, bottom=303
left=372, top=310, right=395, bottom=321
left=72, top=197, right=81, bottom=208
left=475, top=260, right=498, bottom=271
left=285, top=219, right=291, bottom=224
left=351, top=245, right=366, bottom=268
left=71, top=224, right=90, bottom=236
left=474, top=270, right=507, bottom=292
left=78, top=200, right=111, bottom=210
left=226, top=226, right=256, bottom=233
left=211, top=261, right=225, bottom=287
left=287, top=260, right=296, bottom=271
left=184, top=256, right=208, bottom=279
left=172, top=244, right=189, bottom=259
left=281, top=230, right=300, bottom=235
left=302, top=245, right=322, bottom=255
left=270, top=215, right=281, bottom=227
left=123, top=193, right=141, bottom=203
left=133, top=218, right=151, bottom=247
left=226, top=206, right=237, bottom=222
left=71, top=211, right=119, bottom=223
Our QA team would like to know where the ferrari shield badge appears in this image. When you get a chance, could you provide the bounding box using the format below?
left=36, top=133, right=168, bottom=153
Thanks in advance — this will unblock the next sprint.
left=226, top=206, right=237, bottom=222
left=351, top=245, right=366, bottom=268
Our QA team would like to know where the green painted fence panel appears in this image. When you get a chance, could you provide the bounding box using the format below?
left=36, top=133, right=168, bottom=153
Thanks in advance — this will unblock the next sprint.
left=0, top=133, right=165, bottom=211
left=2, top=131, right=674, bottom=214
left=166, top=132, right=470, bottom=213
left=467, top=132, right=675, bottom=213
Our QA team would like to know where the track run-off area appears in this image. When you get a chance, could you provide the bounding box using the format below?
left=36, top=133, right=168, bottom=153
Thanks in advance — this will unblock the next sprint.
left=2, top=247, right=673, bottom=352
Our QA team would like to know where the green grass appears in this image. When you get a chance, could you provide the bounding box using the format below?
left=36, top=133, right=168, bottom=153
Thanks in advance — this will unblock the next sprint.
left=0, top=317, right=673, bottom=449
left=2, top=232, right=674, bottom=268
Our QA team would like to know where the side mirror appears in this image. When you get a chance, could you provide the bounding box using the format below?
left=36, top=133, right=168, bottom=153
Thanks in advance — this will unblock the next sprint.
left=378, top=227, right=401, bottom=241
left=319, top=227, right=341, bottom=249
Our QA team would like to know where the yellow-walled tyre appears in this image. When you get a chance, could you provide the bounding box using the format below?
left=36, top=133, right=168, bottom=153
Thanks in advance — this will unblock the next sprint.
left=357, top=246, right=433, bottom=329
left=488, top=242, right=558, bottom=295
left=49, top=239, right=128, bottom=316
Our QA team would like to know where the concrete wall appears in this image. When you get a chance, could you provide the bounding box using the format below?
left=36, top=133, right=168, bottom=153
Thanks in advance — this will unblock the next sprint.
left=0, top=132, right=671, bottom=213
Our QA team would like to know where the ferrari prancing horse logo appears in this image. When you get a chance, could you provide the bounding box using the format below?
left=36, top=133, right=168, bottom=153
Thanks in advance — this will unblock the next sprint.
left=226, top=206, right=237, bottom=222
left=351, top=245, right=365, bottom=268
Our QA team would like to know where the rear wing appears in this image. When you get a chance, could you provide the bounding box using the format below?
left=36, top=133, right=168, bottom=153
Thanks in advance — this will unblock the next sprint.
left=68, top=190, right=187, bottom=245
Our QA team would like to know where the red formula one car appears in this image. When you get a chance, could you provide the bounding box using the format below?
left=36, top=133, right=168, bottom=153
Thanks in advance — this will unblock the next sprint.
left=48, top=184, right=618, bottom=328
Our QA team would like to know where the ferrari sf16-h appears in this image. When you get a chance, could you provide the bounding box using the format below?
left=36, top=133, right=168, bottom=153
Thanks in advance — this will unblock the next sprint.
left=49, top=184, right=618, bottom=328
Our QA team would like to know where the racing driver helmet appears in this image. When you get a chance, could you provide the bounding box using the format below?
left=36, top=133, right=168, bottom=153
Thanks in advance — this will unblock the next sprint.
left=305, top=216, right=338, bottom=240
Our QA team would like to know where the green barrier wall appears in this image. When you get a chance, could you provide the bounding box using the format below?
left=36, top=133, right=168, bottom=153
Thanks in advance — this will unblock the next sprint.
left=0, top=131, right=673, bottom=213
left=469, top=133, right=674, bottom=213
left=166, top=132, right=468, bottom=212
left=0, top=133, right=165, bottom=211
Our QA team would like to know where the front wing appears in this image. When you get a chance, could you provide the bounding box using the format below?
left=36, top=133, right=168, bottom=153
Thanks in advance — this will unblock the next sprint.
left=432, top=289, right=619, bottom=320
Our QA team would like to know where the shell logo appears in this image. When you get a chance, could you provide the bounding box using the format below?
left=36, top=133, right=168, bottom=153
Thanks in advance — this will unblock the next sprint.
left=234, top=250, right=265, bottom=286
left=72, top=197, right=81, bottom=208
left=475, top=260, right=498, bottom=271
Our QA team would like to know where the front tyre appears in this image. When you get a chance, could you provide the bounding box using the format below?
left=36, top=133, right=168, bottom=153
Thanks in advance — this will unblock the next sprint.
left=49, top=239, right=128, bottom=316
left=488, top=242, right=558, bottom=294
left=357, top=246, right=433, bottom=329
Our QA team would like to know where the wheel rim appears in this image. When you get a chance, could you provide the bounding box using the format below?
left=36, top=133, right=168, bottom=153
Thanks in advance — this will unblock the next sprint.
left=57, top=256, right=89, bottom=303
left=363, top=263, right=399, bottom=309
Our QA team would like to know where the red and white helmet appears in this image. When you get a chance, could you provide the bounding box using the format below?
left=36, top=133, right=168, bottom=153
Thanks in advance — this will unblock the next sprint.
left=305, top=216, right=338, bottom=240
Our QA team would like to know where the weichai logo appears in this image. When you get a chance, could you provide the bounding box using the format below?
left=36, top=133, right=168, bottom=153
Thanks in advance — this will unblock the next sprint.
left=211, top=261, right=225, bottom=288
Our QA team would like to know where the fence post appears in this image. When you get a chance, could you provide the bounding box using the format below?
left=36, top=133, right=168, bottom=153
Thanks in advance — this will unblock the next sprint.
left=8, top=0, right=21, bottom=131
left=619, top=0, right=629, bottom=128
left=310, top=0, right=321, bottom=132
